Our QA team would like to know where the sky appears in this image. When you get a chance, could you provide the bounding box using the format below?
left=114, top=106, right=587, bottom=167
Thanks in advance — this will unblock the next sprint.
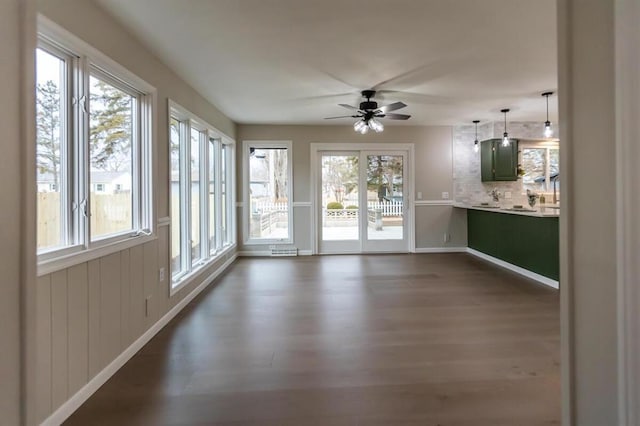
left=36, top=48, right=62, bottom=85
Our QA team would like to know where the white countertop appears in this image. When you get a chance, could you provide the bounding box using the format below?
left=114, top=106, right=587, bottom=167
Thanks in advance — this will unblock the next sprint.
left=453, top=202, right=560, bottom=218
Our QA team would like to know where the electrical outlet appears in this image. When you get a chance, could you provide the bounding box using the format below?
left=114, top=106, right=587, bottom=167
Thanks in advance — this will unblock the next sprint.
left=505, top=191, right=512, bottom=199
left=443, top=232, right=451, bottom=243
left=442, top=192, right=450, bottom=199
left=417, top=191, right=423, bottom=200
left=159, top=267, right=165, bottom=282
left=145, top=296, right=152, bottom=317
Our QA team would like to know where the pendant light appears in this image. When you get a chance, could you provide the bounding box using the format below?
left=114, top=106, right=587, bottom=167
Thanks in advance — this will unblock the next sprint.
left=542, top=91, right=553, bottom=138
left=501, top=108, right=510, bottom=146
left=473, top=120, right=480, bottom=153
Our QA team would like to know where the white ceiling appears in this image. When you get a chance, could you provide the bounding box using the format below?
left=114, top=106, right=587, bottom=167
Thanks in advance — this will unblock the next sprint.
left=96, top=0, right=558, bottom=126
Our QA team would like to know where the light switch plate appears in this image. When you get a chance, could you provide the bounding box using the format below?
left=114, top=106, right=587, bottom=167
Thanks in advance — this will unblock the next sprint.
left=505, top=191, right=512, bottom=199
left=417, top=191, right=423, bottom=200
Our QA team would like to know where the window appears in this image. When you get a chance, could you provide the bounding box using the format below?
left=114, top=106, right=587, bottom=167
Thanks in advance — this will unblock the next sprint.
left=36, top=45, right=70, bottom=251
left=521, top=142, right=560, bottom=192
left=221, top=143, right=234, bottom=246
left=243, top=141, right=292, bottom=243
left=170, top=101, right=236, bottom=288
left=36, top=18, right=155, bottom=268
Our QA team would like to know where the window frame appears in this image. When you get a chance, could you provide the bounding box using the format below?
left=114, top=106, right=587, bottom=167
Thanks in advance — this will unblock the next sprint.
left=169, top=100, right=236, bottom=294
left=36, top=15, right=156, bottom=276
left=242, top=140, right=294, bottom=245
left=519, top=141, right=560, bottom=192
left=35, top=39, right=75, bottom=256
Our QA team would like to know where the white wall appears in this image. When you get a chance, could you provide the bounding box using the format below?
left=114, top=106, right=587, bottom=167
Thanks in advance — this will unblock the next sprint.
left=558, top=0, right=618, bottom=424
left=236, top=125, right=467, bottom=253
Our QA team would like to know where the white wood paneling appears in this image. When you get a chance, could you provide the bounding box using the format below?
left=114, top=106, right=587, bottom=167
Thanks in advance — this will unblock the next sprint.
left=129, top=245, right=145, bottom=339
left=87, top=259, right=101, bottom=378
left=50, top=270, right=68, bottom=409
left=156, top=227, right=169, bottom=315
left=36, top=230, right=236, bottom=423
left=120, top=248, right=131, bottom=349
left=99, top=253, right=122, bottom=367
left=36, top=274, right=52, bottom=423
left=143, top=240, right=159, bottom=327
left=66, top=263, right=88, bottom=396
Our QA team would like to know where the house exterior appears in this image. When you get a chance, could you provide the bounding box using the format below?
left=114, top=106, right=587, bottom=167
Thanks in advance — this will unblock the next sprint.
left=37, top=171, right=132, bottom=193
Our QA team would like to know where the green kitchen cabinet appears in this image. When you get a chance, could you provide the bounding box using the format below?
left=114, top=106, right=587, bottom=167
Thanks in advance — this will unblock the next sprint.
left=480, top=138, right=518, bottom=181
left=467, top=209, right=559, bottom=281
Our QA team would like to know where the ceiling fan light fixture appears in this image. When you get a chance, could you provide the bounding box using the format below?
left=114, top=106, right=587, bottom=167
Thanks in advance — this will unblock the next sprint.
left=369, top=118, right=384, bottom=133
left=501, top=109, right=510, bottom=147
left=473, top=120, right=480, bottom=153
left=354, top=119, right=367, bottom=132
left=542, top=92, right=554, bottom=138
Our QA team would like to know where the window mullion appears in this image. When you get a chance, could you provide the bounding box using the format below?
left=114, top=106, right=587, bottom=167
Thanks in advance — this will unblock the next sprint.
left=200, top=131, right=209, bottom=259
left=60, top=49, right=73, bottom=248
left=181, top=120, right=192, bottom=272
left=131, top=97, right=141, bottom=231
left=545, top=147, right=551, bottom=191
left=77, top=55, right=91, bottom=249
left=215, top=141, right=223, bottom=251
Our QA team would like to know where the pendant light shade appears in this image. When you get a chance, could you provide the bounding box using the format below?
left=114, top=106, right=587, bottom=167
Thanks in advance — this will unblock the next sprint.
left=542, top=92, right=554, bottom=138
left=501, top=109, right=510, bottom=146
left=472, top=120, right=480, bottom=153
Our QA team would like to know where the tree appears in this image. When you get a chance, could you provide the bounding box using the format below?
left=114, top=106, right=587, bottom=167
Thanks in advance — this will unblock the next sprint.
left=367, top=155, right=403, bottom=202
left=36, top=80, right=61, bottom=184
left=272, top=149, right=288, bottom=201
left=321, top=155, right=358, bottom=203
left=89, top=79, right=133, bottom=172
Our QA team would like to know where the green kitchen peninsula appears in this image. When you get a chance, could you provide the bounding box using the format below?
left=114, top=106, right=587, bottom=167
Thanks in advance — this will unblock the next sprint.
left=455, top=204, right=559, bottom=285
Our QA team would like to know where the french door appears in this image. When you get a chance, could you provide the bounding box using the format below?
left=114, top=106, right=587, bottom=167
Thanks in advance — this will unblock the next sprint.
left=317, top=149, right=409, bottom=254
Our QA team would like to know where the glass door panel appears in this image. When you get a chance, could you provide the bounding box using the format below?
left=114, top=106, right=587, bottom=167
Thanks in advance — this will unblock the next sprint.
left=361, top=152, right=408, bottom=252
left=318, top=153, right=360, bottom=253
left=317, top=149, right=409, bottom=254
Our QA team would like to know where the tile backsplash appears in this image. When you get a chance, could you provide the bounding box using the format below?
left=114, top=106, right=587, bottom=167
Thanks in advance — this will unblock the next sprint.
left=453, top=121, right=559, bottom=206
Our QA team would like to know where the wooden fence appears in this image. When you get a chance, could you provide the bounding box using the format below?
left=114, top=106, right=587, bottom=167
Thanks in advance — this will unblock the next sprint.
left=37, top=192, right=132, bottom=249
left=257, top=201, right=404, bottom=217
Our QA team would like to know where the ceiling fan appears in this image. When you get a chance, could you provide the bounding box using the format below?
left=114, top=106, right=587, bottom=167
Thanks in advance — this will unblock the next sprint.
left=325, top=90, right=411, bottom=134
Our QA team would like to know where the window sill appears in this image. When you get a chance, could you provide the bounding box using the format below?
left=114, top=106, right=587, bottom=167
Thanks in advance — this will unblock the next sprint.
left=37, top=233, right=157, bottom=277
left=169, top=244, right=236, bottom=297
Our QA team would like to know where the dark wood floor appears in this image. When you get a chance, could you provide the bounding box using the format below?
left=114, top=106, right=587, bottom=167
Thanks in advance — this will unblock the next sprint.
left=65, top=253, right=560, bottom=425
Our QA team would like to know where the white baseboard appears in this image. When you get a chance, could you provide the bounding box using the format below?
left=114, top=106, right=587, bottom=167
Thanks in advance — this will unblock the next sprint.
left=466, top=248, right=559, bottom=289
left=238, top=250, right=313, bottom=257
left=237, top=250, right=272, bottom=257
left=414, top=247, right=467, bottom=253
left=41, top=253, right=238, bottom=426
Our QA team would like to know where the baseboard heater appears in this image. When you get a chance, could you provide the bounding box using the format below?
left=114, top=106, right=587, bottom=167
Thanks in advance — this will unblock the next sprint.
left=270, top=245, right=298, bottom=257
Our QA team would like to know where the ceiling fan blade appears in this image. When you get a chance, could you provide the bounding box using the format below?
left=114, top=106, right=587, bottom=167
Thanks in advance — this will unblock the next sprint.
left=338, top=103, right=359, bottom=110
left=380, top=113, right=411, bottom=120
left=376, top=102, right=407, bottom=113
left=324, top=115, right=360, bottom=119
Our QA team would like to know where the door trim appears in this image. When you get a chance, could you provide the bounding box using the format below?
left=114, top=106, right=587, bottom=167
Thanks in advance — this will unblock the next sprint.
left=310, top=143, right=415, bottom=255
left=615, top=0, right=640, bottom=423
